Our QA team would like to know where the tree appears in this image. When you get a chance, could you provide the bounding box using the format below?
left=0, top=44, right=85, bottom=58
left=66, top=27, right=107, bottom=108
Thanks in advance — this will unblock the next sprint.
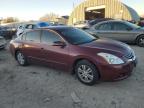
left=39, top=13, right=59, bottom=22
left=2, top=17, right=19, bottom=23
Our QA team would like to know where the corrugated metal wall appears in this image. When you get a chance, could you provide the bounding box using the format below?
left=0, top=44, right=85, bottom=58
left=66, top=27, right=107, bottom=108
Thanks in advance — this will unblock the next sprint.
left=68, top=0, right=139, bottom=25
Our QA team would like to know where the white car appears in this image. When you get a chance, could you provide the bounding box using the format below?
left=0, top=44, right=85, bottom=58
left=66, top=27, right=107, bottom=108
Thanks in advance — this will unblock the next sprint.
left=16, top=22, right=50, bottom=37
left=0, top=36, right=6, bottom=49
left=73, top=20, right=90, bottom=29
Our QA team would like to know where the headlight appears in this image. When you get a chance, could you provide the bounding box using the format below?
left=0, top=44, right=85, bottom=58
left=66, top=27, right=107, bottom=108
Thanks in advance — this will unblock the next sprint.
left=98, top=53, right=124, bottom=64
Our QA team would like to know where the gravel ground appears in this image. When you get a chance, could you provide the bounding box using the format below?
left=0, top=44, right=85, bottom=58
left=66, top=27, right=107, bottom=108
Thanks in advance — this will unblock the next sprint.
left=0, top=45, right=144, bottom=108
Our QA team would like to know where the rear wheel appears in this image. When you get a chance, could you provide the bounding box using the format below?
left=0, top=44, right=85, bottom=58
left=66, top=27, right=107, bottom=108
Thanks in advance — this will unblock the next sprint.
left=137, top=35, right=144, bottom=47
left=16, top=51, right=28, bottom=66
left=75, top=60, right=99, bottom=85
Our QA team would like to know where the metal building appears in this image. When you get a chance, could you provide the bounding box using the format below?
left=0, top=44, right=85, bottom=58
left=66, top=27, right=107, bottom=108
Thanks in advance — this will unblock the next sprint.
left=68, top=0, right=140, bottom=25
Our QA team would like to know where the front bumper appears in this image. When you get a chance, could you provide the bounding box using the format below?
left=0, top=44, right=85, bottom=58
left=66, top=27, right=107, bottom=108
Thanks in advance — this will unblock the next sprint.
left=98, top=59, right=137, bottom=81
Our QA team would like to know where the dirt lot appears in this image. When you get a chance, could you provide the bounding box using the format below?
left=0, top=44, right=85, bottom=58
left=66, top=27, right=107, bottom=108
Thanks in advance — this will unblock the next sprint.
left=0, top=45, right=144, bottom=108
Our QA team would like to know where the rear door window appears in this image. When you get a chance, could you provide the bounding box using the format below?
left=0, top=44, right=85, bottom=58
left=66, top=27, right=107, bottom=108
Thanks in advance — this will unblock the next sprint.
left=25, top=30, right=41, bottom=42
left=96, top=23, right=112, bottom=30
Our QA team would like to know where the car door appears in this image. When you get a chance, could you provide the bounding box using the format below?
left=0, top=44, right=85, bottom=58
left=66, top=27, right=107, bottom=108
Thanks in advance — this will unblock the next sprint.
left=40, top=30, right=69, bottom=70
left=21, top=30, right=43, bottom=61
left=93, top=22, right=114, bottom=39
left=110, top=22, right=136, bottom=42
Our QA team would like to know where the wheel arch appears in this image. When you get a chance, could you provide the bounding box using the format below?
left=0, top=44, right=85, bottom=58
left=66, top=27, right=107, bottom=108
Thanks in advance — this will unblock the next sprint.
left=14, top=49, right=21, bottom=60
left=72, top=58, right=101, bottom=79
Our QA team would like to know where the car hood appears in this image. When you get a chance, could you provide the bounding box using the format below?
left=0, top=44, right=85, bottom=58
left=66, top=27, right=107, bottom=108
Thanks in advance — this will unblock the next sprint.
left=80, top=38, right=132, bottom=55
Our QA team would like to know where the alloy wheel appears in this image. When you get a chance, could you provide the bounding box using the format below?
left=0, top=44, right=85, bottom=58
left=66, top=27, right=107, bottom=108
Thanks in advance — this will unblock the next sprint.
left=139, top=37, right=144, bottom=45
left=17, top=52, right=25, bottom=65
left=77, top=65, right=94, bottom=83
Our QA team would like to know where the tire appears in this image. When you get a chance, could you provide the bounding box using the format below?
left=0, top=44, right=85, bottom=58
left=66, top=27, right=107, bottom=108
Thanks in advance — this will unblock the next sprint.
left=75, top=60, right=99, bottom=85
left=16, top=51, right=28, bottom=66
left=136, top=35, right=144, bottom=47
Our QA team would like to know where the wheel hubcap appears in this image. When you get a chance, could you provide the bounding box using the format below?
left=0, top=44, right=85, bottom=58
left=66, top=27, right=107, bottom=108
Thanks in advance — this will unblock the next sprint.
left=17, top=53, right=25, bottom=65
left=139, top=37, right=144, bottom=45
left=77, top=65, right=94, bottom=83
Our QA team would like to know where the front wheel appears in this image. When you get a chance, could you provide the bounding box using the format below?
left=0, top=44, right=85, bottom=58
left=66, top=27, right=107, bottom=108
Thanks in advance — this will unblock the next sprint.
left=75, top=60, right=99, bottom=85
left=137, top=35, right=144, bottom=47
left=16, top=51, right=28, bottom=66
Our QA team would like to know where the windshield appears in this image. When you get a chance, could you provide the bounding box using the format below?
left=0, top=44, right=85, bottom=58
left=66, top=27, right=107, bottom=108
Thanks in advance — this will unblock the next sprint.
left=59, top=28, right=96, bottom=45
left=125, top=21, right=141, bottom=29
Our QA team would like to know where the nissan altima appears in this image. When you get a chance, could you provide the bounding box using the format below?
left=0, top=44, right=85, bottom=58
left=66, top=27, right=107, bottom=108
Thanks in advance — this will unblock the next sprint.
left=9, top=26, right=137, bottom=85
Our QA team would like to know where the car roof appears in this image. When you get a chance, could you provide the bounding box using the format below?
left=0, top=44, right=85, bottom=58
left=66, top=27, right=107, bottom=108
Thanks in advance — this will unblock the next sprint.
left=95, top=20, right=127, bottom=25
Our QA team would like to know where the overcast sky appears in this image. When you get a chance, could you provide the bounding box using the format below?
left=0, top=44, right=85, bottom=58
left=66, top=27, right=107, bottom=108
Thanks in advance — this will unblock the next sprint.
left=0, top=0, right=143, bottom=21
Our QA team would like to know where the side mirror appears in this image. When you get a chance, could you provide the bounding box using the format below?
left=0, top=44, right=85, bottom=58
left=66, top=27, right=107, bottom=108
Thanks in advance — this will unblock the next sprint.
left=53, top=41, right=66, bottom=47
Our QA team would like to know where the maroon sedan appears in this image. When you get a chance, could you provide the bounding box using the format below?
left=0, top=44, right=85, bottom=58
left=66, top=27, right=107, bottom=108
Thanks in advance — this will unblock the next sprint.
left=9, top=26, right=137, bottom=85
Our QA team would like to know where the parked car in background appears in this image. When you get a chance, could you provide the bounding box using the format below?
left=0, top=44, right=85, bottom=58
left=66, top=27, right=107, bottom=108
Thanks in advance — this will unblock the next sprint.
left=10, top=26, right=137, bottom=85
left=88, top=18, right=113, bottom=27
left=73, top=20, right=90, bottom=29
left=86, top=20, right=144, bottom=47
left=0, top=36, right=6, bottom=49
left=0, top=26, right=16, bottom=39
left=16, top=22, right=51, bottom=37
left=73, top=18, right=113, bottom=29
